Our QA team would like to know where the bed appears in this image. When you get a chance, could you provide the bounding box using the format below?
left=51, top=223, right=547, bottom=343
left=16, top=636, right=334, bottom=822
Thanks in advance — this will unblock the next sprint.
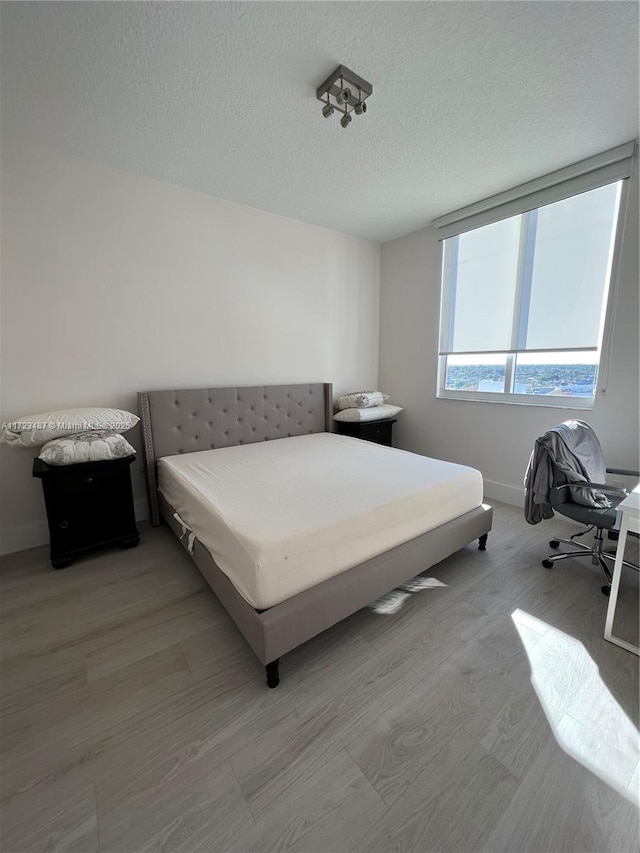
left=138, top=383, right=492, bottom=687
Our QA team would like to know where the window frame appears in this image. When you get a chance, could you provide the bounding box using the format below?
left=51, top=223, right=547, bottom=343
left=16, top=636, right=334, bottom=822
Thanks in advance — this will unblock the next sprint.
left=437, top=353, right=599, bottom=410
left=436, top=177, right=629, bottom=410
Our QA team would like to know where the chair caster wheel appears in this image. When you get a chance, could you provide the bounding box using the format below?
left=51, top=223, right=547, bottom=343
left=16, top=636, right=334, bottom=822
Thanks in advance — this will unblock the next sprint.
left=542, top=559, right=554, bottom=569
left=601, top=585, right=611, bottom=597
left=549, top=540, right=560, bottom=549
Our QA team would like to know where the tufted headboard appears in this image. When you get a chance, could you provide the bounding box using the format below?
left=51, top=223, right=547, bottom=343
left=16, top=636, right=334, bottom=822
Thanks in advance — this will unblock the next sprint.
left=138, top=383, right=333, bottom=525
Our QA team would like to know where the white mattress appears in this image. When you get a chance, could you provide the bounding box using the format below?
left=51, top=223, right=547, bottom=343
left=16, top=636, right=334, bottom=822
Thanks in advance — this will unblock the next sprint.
left=158, top=432, right=483, bottom=609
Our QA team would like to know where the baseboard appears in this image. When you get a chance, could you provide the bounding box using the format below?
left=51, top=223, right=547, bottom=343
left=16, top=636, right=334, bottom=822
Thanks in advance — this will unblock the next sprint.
left=134, top=498, right=150, bottom=524
left=0, top=499, right=150, bottom=557
left=483, top=480, right=525, bottom=508
left=0, top=520, right=51, bottom=556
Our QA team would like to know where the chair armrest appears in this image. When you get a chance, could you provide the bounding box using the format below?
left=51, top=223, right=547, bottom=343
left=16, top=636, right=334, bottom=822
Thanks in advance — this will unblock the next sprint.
left=606, top=467, right=640, bottom=477
left=554, top=483, right=628, bottom=497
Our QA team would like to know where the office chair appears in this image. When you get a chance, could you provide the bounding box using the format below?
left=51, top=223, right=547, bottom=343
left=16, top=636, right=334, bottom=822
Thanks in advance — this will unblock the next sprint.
left=537, top=424, right=639, bottom=596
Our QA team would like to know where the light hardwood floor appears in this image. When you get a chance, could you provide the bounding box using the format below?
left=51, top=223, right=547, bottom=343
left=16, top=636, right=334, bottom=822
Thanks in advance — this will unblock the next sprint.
left=1, top=502, right=638, bottom=853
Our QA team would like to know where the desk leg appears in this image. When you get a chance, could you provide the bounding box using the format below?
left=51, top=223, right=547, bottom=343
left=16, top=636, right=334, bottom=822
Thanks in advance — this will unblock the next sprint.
left=604, top=514, right=639, bottom=656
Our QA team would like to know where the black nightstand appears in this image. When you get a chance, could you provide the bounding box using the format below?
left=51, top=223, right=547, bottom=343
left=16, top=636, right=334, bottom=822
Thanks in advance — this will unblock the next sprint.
left=334, top=417, right=396, bottom=447
left=33, top=456, right=139, bottom=569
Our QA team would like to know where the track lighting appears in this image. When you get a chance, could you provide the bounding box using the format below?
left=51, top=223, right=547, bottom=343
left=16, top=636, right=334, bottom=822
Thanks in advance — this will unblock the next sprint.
left=316, top=64, right=372, bottom=129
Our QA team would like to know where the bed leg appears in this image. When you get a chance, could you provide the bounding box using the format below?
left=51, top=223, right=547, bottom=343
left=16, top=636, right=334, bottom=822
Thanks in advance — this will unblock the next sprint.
left=478, top=533, right=488, bottom=551
left=265, top=659, right=280, bottom=689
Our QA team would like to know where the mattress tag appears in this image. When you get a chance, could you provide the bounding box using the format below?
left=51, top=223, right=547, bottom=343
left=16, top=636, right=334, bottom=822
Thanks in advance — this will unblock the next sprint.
left=173, top=512, right=195, bottom=552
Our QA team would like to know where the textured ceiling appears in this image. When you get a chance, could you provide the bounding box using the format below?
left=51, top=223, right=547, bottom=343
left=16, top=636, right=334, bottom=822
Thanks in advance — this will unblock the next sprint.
left=2, top=1, right=638, bottom=242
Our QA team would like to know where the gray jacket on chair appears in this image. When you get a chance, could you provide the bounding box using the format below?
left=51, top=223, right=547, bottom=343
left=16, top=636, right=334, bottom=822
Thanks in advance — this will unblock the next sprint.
left=524, top=420, right=610, bottom=525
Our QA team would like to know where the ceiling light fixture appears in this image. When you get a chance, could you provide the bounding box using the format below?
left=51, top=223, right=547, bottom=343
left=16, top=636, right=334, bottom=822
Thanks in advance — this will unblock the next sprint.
left=316, top=64, right=372, bottom=129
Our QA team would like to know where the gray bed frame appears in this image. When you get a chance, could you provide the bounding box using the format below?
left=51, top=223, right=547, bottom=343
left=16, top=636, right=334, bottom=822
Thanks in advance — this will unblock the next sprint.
left=138, top=383, right=492, bottom=687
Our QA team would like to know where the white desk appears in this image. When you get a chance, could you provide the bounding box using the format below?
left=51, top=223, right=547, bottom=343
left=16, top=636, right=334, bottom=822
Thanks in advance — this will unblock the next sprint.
left=604, top=484, right=640, bottom=655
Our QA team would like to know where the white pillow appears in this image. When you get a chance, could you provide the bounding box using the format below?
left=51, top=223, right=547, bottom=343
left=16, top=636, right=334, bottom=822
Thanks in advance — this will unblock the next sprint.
left=1, top=407, right=139, bottom=448
left=333, top=404, right=403, bottom=423
left=38, top=431, right=136, bottom=466
left=335, top=391, right=390, bottom=411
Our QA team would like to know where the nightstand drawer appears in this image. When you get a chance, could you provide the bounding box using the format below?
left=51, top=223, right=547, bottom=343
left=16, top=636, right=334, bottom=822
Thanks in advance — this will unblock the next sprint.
left=48, top=505, right=102, bottom=550
left=367, top=421, right=392, bottom=445
left=334, top=417, right=396, bottom=447
left=53, top=465, right=118, bottom=497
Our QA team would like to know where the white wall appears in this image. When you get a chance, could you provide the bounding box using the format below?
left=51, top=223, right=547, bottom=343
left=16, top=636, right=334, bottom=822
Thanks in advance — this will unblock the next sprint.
left=379, top=165, right=639, bottom=505
left=0, top=145, right=380, bottom=553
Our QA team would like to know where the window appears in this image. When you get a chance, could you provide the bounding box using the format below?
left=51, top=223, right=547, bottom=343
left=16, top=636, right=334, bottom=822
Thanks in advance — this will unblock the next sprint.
left=435, top=142, right=634, bottom=408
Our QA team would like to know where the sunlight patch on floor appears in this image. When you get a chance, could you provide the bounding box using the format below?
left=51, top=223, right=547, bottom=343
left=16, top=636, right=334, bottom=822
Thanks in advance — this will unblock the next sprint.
left=512, top=608, right=640, bottom=805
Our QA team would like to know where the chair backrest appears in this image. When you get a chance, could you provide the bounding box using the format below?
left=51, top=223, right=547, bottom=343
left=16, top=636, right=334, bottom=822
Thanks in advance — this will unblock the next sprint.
left=540, top=420, right=605, bottom=508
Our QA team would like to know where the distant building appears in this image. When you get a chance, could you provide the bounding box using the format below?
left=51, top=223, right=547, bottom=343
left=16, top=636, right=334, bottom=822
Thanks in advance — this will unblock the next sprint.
left=566, top=383, right=595, bottom=395
left=546, top=383, right=595, bottom=396
left=478, top=379, right=526, bottom=393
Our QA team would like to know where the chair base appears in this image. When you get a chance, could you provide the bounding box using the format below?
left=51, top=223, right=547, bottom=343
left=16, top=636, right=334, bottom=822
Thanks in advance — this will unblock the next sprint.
left=542, top=527, right=638, bottom=594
